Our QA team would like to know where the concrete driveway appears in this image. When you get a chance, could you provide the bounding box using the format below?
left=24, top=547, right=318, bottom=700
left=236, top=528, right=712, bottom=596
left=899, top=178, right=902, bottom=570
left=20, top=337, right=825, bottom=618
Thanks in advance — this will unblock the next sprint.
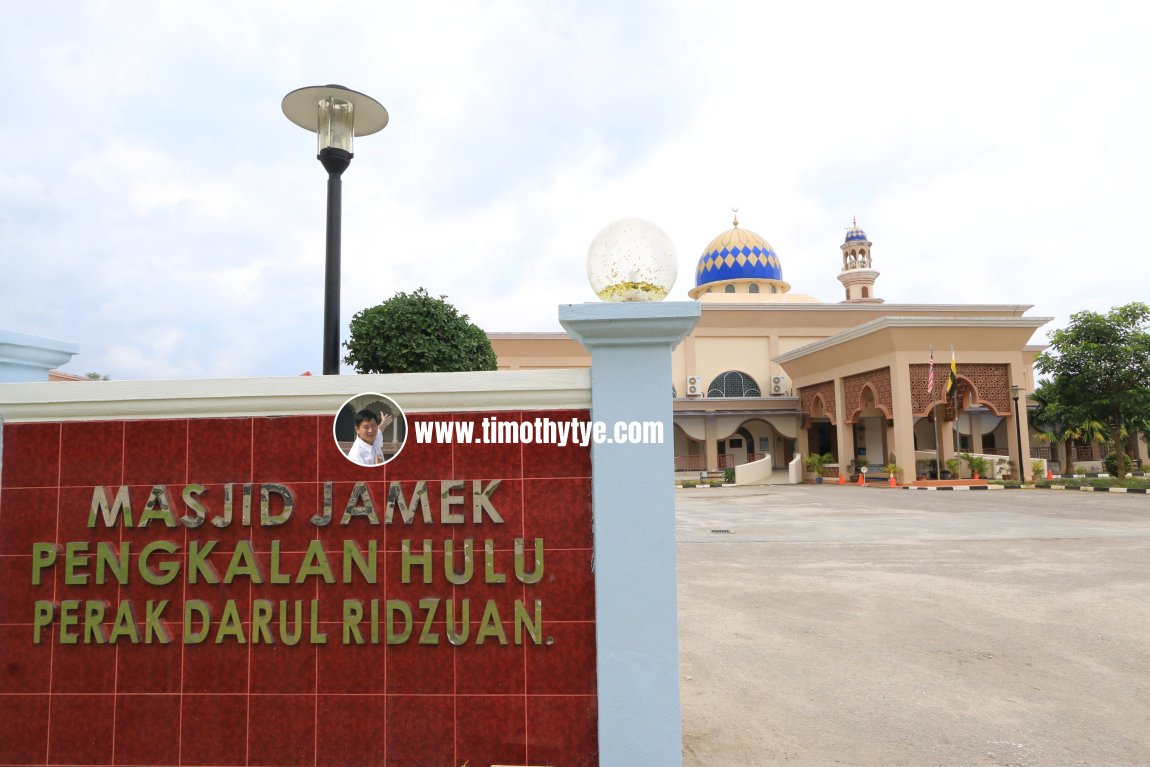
left=676, top=485, right=1150, bottom=766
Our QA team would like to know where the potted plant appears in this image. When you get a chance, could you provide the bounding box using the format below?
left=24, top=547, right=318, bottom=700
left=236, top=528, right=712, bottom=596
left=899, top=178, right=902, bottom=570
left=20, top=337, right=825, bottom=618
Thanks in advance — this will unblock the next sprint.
left=1031, top=459, right=1046, bottom=480
left=882, top=461, right=902, bottom=487
left=973, top=458, right=989, bottom=479
left=945, top=458, right=961, bottom=479
left=804, top=452, right=834, bottom=483
left=961, top=452, right=989, bottom=479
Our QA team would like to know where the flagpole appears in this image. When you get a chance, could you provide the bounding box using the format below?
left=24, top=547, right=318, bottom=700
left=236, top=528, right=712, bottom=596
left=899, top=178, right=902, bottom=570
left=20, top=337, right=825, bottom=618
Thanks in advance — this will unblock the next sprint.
left=951, top=345, right=959, bottom=457
left=935, top=405, right=943, bottom=477
left=930, top=345, right=942, bottom=479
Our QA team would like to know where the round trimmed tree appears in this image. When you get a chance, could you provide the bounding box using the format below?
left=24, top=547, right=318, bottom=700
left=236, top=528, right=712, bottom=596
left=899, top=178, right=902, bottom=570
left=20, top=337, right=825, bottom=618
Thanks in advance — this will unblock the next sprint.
left=344, top=288, right=498, bottom=374
left=1035, top=302, right=1150, bottom=478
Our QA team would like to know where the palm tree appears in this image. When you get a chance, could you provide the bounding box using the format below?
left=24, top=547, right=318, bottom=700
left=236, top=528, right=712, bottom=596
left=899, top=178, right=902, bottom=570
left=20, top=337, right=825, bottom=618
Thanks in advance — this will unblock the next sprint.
left=1030, top=380, right=1121, bottom=473
left=1065, top=418, right=1108, bottom=470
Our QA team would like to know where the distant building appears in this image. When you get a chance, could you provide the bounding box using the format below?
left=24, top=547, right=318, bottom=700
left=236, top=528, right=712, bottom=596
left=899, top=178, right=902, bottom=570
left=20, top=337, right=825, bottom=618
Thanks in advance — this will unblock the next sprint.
left=491, top=216, right=1078, bottom=480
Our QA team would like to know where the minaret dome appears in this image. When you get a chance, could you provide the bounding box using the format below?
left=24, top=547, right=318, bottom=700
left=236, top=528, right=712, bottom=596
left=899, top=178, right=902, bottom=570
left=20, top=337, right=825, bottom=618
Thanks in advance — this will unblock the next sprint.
left=837, top=217, right=883, bottom=303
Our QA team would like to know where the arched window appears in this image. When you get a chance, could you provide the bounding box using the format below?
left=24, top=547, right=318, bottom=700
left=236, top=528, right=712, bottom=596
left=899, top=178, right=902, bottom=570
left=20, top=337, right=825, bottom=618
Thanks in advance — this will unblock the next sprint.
left=749, top=283, right=760, bottom=294
left=861, top=286, right=869, bottom=298
left=724, top=284, right=736, bottom=293
left=770, top=285, right=777, bottom=293
left=707, top=370, right=762, bottom=398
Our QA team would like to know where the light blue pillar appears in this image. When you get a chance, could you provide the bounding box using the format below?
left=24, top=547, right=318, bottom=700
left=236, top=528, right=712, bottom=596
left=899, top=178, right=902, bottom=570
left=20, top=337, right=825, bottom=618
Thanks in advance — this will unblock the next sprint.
left=0, top=329, right=79, bottom=382
left=559, top=301, right=700, bottom=767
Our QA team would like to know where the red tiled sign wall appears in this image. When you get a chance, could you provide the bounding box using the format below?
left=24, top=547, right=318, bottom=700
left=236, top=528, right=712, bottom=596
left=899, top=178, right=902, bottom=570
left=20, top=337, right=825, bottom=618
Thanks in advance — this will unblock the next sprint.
left=0, top=411, right=597, bottom=767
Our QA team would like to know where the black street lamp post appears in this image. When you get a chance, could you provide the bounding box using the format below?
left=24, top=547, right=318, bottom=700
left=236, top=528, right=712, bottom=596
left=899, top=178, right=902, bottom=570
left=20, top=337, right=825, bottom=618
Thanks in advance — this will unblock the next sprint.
left=1011, top=384, right=1024, bottom=480
left=282, top=85, right=388, bottom=375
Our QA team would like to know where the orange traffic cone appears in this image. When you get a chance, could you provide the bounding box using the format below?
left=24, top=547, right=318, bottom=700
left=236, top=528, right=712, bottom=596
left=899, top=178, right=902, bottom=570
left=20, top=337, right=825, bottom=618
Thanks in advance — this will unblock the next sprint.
left=888, top=475, right=897, bottom=487
left=1046, top=468, right=1054, bottom=480
left=837, top=470, right=846, bottom=485
left=857, top=471, right=866, bottom=486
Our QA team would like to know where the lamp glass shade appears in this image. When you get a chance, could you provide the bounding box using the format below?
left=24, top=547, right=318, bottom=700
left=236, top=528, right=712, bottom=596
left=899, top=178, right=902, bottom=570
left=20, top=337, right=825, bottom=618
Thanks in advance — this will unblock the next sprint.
left=318, top=97, right=355, bottom=154
left=1011, top=385, right=1022, bottom=400
left=586, top=217, right=678, bottom=302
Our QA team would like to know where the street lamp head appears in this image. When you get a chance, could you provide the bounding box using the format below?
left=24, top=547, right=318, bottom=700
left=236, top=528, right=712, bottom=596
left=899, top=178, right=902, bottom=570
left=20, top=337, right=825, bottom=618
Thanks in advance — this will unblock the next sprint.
left=282, top=85, right=388, bottom=376
left=282, top=84, right=389, bottom=157
left=1011, top=384, right=1022, bottom=400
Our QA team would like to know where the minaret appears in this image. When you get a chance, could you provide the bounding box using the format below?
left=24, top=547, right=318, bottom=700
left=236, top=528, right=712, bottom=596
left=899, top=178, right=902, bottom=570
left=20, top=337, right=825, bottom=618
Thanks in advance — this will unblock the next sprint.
left=837, top=217, right=883, bottom=303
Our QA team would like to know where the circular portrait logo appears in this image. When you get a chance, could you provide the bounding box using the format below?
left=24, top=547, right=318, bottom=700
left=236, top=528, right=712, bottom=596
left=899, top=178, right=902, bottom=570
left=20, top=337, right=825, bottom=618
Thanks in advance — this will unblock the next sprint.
left=333, top=392, right=408, bottom=466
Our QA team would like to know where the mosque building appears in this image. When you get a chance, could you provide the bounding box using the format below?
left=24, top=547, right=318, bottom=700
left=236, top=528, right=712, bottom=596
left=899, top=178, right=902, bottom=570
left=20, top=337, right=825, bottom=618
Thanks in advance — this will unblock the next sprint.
left=490, top=215, right=1056, bottom=481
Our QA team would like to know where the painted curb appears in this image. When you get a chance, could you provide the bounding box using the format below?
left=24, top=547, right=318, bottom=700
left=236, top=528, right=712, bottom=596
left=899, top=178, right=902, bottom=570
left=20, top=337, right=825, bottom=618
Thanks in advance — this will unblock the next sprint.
left=1034, top=484, right=1148, bottom=494
left=903, top=485, right=1003, bottom=491
left=902, top=484, right=1149, bottom=495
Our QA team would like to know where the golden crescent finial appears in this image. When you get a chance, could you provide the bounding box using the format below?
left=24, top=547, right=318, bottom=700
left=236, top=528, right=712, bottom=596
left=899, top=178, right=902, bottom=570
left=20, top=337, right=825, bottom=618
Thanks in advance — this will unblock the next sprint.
left=732, top=206, right=739, bottom=228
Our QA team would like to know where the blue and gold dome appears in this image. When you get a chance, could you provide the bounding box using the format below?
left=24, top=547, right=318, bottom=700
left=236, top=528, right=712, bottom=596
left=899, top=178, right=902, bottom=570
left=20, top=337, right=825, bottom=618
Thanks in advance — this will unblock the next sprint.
left=694, top=224, right=783, bottom=289
left=845, top=219, right=868, bottom=242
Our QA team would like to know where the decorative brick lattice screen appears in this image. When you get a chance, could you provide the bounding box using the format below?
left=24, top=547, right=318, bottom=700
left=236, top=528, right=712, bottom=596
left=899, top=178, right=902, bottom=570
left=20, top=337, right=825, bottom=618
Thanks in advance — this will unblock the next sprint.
left=800, top=381, right=837, bottom=426
left=910, top=362, right=1011, bottom=419
left=842, top=368, right=893, bottom=423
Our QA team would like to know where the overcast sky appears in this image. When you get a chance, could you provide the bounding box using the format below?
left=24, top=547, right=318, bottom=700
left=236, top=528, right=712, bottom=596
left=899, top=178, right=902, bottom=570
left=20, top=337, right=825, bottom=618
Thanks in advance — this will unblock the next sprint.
left=2, top=1, right=1147, bottom=379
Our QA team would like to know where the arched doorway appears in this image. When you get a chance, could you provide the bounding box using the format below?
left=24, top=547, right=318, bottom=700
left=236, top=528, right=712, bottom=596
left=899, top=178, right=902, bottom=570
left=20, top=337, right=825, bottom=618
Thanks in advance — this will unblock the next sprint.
left=673, top=422, right=706, bottom=471
left=805, top=393, right=837, bottom=463
left=848, top=386, right=891, bottom=470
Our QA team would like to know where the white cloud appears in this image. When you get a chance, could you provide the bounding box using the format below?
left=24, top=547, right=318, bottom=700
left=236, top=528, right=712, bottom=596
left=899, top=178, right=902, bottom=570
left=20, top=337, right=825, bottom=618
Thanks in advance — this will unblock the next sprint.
left=1, top=0, right=1147, bottom=377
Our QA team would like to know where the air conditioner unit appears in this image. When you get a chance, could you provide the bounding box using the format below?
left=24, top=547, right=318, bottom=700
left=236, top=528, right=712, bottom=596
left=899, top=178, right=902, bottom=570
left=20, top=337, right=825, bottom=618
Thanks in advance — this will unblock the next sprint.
left=771, top=375, right=786, bottom=395
left=686, top=375, right=704, bottom=397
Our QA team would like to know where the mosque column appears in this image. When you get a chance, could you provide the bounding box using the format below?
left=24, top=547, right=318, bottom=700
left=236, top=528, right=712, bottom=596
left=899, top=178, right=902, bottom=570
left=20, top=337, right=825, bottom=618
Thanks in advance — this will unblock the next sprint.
left=833, top=378, right=854, bottom=473
left=888, top=362, right=917, bottom=480
left=969, top=410, right=984, bottom=454
left=795, top=418, right=811, bottom=464
left=938, top=404, right=957, bottom=472
left=704, top=415, right=720, bottom=473
left=1007, top=365, right=1033, bottom=480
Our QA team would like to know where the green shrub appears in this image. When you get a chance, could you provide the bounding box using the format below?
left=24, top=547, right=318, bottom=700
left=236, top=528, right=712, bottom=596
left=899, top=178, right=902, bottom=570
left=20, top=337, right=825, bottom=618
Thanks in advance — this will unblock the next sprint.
left=344, top=288, right=497, bottom=373
left=723, top=468, right=735, bottom=484
left=961, top=453, right=989, bottom=477
left=1045, top=476, right=1150, bottom=490
left=805, top=452, right=834, bottom=477
left=1103, top=452, right=1133, bottom=476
